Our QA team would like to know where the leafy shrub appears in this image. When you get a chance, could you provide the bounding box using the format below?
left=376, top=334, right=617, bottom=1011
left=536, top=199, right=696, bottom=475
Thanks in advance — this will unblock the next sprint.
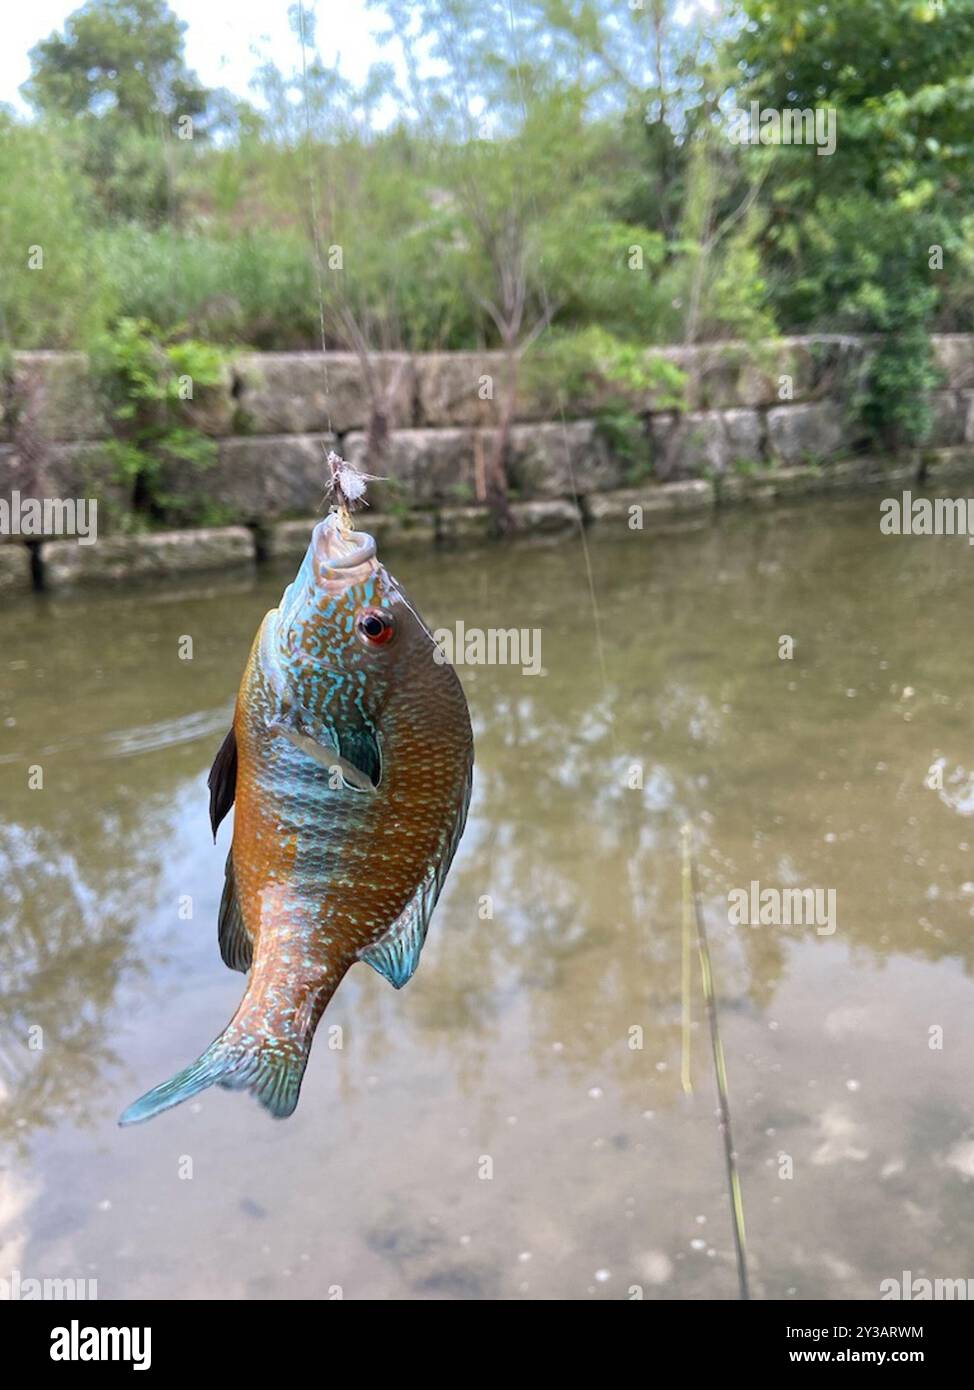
left=91, top=317, right=227, bottom=521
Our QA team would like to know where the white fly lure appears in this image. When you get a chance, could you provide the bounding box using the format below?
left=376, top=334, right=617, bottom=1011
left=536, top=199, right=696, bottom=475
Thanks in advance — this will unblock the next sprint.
left=326, top=450, right=383, bottom=516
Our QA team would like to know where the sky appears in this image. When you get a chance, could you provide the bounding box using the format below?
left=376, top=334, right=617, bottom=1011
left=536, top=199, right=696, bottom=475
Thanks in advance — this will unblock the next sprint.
left=0, top=0, right=391, bottom=115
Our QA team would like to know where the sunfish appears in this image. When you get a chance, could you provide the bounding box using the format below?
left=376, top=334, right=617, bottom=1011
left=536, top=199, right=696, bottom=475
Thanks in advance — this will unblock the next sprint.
left=120, top=513, right=473, bottom=1123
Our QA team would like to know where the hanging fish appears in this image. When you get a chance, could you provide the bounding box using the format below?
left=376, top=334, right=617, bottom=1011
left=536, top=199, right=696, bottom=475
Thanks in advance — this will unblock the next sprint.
left=120, top=507, right=473, bottom=1124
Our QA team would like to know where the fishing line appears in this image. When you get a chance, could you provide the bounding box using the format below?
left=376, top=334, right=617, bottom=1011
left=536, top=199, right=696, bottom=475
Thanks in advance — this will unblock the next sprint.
left=502, top=0, right=751, bottom=1299
left=296, top=1, right=335, bottom=472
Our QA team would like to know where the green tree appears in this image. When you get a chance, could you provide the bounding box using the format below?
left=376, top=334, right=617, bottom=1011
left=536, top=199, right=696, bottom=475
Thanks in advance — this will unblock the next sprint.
left=732, top=0, right=974, bottom=444
left=371, top=0, right=678, bottom=526
left=23, top=0, right=209, bottom=134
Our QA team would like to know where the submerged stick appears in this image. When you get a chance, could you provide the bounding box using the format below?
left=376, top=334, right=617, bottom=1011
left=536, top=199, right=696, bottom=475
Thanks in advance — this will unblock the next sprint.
left=681, top=831, right=694, bottom=1096
left=681, top=823, right=751, bottom=1301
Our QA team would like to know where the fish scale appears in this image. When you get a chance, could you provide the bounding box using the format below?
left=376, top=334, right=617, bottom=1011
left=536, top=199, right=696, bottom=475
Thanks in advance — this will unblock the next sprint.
left=120, top=514, right=473, bottom=1125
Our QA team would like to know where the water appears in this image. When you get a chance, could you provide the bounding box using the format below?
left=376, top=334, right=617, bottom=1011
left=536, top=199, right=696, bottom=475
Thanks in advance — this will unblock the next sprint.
left=2, top=493, right=973, bottom=1301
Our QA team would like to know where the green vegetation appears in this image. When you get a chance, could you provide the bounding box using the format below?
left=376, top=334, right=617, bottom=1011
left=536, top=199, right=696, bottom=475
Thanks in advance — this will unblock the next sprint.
left=91, top=317, right=226, bottom=523
left=2, top=0, right=974, bottom=465
left=524, top=327, right=687, bottom=480
left=732, top=0, right=974, bottom=444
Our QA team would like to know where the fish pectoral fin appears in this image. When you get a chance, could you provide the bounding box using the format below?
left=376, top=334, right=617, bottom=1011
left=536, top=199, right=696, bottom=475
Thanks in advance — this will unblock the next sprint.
left=218, top=849, right=253, bottom=973
left=360, top=869, right=440, bottom=989
left=207, top=726, right=237, bottom=840
left=268, top=717, right=377, bottom=793
left=338, top=727, right=382, bottom=788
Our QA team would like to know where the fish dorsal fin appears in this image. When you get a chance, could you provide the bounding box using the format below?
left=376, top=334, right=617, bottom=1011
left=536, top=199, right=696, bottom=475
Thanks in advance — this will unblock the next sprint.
left=208, top=727, right=237, bottom=840
left=218, top=850, right=253, bottom=973
left=360, top=869, right=440, bottom=990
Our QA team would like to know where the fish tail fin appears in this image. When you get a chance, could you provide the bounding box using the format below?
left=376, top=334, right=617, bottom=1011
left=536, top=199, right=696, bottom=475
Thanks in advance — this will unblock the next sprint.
left=118, top=1040, right=239, bottom=1126
left=119, top=986, right=328, bottom=1126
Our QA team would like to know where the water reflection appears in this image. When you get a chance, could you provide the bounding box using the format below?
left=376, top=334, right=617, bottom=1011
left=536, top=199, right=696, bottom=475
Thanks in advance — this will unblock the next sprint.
left=1, top=495, right=973, bottom=1298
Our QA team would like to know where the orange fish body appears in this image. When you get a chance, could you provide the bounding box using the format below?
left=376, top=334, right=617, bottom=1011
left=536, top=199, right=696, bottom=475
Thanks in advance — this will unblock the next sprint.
left=120, top=516, right=473, bottom=1124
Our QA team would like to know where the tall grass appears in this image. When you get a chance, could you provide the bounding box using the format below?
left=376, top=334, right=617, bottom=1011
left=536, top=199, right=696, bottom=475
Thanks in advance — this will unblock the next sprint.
left=98, top=226, right=321, bottom=348
left=0, top=118, right=115, bottom=348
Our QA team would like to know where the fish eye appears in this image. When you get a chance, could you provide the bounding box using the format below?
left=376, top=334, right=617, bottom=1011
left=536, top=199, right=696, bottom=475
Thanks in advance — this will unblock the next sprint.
left=357, top=608, right=395, bottom=646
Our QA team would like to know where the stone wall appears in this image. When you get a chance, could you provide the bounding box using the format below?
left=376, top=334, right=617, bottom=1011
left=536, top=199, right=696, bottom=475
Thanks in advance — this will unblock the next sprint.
left=2, top=335, right=974, bottom=591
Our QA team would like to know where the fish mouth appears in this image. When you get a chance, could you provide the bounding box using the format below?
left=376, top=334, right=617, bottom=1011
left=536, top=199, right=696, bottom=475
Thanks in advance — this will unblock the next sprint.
left=312, top=515, right=377, bottom=574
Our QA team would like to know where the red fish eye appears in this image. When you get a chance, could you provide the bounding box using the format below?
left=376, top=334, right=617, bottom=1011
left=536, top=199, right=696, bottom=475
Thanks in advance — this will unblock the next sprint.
left=357, top=608, right=394, bottom=645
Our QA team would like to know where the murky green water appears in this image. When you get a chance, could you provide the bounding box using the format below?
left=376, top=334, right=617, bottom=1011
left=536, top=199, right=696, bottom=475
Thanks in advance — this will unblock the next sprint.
left=2, top=493, right=974, bottom=1300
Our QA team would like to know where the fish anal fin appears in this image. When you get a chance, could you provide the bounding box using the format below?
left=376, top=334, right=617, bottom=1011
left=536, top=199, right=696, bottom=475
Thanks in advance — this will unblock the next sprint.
left=208, top=727, right=237, bottom=840
left=360, top=872, right=438, bottom=989
left=360, top=762, right=473, bottom=990
left=218, top=850, right=253, bottom=973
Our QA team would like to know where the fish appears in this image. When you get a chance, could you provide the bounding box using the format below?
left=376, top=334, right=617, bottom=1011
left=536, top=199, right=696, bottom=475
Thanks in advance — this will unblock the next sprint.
left=119, top=513, right=473, bottom=1124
